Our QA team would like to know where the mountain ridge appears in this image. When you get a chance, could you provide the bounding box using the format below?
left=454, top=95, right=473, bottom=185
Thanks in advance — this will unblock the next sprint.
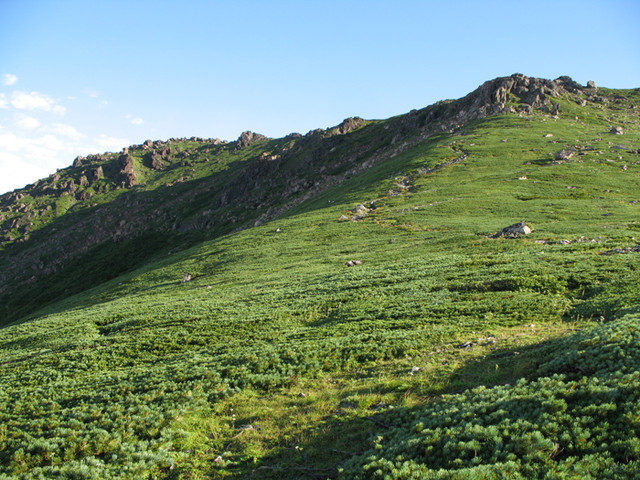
left=0, top=73, right=623, bottom=324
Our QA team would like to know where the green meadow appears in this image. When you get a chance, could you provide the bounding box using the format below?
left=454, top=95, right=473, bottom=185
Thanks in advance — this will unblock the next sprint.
left=1, top=81, right=640, bottom=478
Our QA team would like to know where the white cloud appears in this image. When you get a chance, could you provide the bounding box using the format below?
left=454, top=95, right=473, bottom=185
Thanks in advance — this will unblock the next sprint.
left=0, top=94, right=7, bottom=109
left=3, top=74, right=18, bottom=86
left=50, top=123, right=84, bottom=140
left=11, top=91, right=66, bottom=114
left=125, top=114, right=143, bottom=125
left=16, top=114, right=41, bottom=129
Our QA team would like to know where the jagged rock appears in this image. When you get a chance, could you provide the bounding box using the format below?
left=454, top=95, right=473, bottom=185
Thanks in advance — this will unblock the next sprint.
left=142, top=140, right=153, bottom=150
left=119, top=154, right=137, bottom=187
left=610, top=126, right=624, bottom=135
left=551, top=103, right=560, bottom=116
left=236, top=131, right=267, bottom=150
left=182, top=273, right=192, bottom=283
left=330, top=117, right=365, bottom=135
left=491, top=221, right=532, bottom=238
left=65, top=179, right=76, bottom=194
left=91, top=166, right=104, bottom=181
left=587, top=80, right=597, bottom=89
left=79, top=175, right=88, bottom=186
left=73, top=156, right=85, bottom=168
left=555, top=148, right=575, bottom=161
left=150, top=152, right=166, bottom=171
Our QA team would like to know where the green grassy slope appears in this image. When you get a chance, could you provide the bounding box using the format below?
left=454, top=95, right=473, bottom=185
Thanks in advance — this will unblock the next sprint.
left=1, top=79, right=640, bottom=479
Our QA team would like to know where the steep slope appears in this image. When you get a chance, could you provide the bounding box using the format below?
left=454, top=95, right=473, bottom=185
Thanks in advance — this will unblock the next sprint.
left=1, top=75, right=640, bottom=479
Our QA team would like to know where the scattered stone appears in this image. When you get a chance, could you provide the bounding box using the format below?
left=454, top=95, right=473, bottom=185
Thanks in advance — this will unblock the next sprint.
left=609, top=126, right=624, bottom=135
left=214, top=456, right=223, bottom=465
left=544, top=133, right=554, bottom=137
left=410, top=366, right=420, bottom=375
left=491, top=221, right=532, bottom=238
left=298, top=392, right=306, bottom=397
left=182, top=273, right=192, bottom=283
left=458, top=341, right=475, bottom=349
left=519, top=176, right=528, bottom=180
left=275, top=227, right=282, bottom=232
left=345, top=260, right=363, bottom=267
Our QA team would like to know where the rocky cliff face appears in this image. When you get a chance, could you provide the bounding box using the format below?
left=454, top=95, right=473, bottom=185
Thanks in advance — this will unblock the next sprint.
left=0, top=74, right=606, bottom=323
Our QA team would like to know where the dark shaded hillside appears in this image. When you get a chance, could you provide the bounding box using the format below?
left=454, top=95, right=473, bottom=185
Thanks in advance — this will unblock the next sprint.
left=0, top=74, right=622, bottom=325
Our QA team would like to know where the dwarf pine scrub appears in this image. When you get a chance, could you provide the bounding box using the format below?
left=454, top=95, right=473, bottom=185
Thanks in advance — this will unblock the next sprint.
left=340, top=313, right=640, bottom=479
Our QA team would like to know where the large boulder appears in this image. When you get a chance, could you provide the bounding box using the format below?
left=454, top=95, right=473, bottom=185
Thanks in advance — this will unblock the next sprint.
left=491, top=221, right=532, bottom=238
left=555, top=148, right=575, bottom=161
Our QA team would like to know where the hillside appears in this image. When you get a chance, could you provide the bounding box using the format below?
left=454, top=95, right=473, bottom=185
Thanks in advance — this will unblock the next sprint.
left=1, top=74, right=640, bottom=479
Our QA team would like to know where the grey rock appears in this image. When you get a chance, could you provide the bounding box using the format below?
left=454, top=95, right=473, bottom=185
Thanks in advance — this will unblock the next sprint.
left=555, top=148, right=576, bottom=161
left=491, top=221, right=532, bottom=238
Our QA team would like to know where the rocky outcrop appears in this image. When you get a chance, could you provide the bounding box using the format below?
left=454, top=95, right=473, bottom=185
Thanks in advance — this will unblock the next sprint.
left=92, top=166, right=104, bottom=181
left=329, top=117, right=365, bottom=135
left=119, top=154, right=137, bottom=187
left=150, top=152, right=166, bottom=171
left=236, top=131, right=268, bottom=150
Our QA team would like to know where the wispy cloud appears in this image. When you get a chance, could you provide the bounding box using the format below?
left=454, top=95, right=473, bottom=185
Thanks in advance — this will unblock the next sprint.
left=125, top=114, right=143, bottom=125
left=16, top=114, right=41, bottom=129
left=11, top=91, right=66, bottom=114
left=3, top=74, right=18, bottom=86
left=0, top=94, right=7, bottom=109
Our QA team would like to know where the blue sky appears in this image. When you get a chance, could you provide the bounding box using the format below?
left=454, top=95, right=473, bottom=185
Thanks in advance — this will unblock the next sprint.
left=1, top=0, right=638, bottom=194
